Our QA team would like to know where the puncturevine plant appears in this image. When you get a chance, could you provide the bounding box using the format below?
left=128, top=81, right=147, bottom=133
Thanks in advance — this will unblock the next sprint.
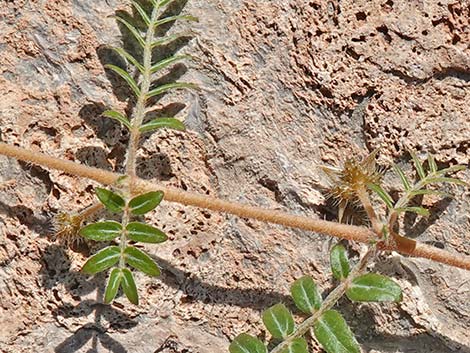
left=0, top=1, right=469, bottom=352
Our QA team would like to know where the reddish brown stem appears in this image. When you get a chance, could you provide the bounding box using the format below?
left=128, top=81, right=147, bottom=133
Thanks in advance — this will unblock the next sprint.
left=1, top=142, right=469, bottom=271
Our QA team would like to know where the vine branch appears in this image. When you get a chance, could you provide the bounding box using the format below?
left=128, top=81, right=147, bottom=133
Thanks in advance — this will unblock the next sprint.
left=1, top=142, right=469, bottom=270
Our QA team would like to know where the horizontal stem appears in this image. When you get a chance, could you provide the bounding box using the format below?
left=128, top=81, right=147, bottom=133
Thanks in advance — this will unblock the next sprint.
left=1, top=142, right=469, bottom=270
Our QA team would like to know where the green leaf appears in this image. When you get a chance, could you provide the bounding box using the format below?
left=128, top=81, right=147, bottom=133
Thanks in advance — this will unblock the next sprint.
left=105, top=64, right=141, bottom=97
left=229, top=333, right=267, bottom=353
left=346, top=273, right=402, bottom=302
left=408, top=189, right=452, bottom=198
left=124, top=246, right=160, bottom=276
left=422, top=177, right=467, bottom=186
left=79, top=221, right=123, bottom=241
left=427, top=154, right=438, bottom=173
left=104, top=268, right=122, bottom=304
left=262, top=303, right=295, bottom=339
left=392, top=165, right=411, bottom=191
left=158, top=0, right=174, bottom=8
left=108, top=47, right=144, bottom=74
left=436, top=165, right=466, bottom=175
left=394, top=206, right=430, bottom=217
left=95, top=188, right=125, bottom=213
left=81, top=246, right=121, bottom=274
left=367, top=183, right=394, bottom=209
left=126, top=222, right=168, bottom=243
left=151, top=32, right=190, bottom=48
left=150, top=54, right=192, bottom=74
left=410, top=151, right=426, bottom=180
left=313, top=310, right=361, bottom=353
left=330, top=244, right=350, bottom=280
left=129, top=191, right=164, bottom=215
left=102, top=110, right=131, bottom=129
left=114, top=16, right=145, bottom=47
left=147, top=82, right=198, bottom=99
left=129, top=0, right=150, bottom=25
left=139, top=118, right=185, bottom=133
left=290, top=276, right=322, bottom=314
left=121, top=268, right=139, bottom=305
left=154, top=14, right=198, bottom=28
left=279, top=338, right=308, bottom=353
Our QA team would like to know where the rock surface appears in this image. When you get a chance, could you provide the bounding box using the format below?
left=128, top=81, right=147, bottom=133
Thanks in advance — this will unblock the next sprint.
left=0, top=0, right=469, bottom=352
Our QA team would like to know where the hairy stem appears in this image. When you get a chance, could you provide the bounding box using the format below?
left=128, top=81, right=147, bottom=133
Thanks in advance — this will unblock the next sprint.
left=1, top=142, right=469, bottom=270
left=118, top=4, right=162, bottom=269
left=119, top=203, right=131, bottom=268
left=356, top=186, right=382, bottom=236
left=271, top=246, right=377, bottom=353
left=125, top=5, right=161, bottom=181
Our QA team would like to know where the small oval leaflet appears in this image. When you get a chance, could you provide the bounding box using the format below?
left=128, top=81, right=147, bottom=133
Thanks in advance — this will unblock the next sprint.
left=229, top=333, right=267, bottom=353
left=262, top=303, right=295, bottom=339
left=313, top=310, right=360, bottom=353
left=346, top=273, right=402, bottom=302
left=290, top=276, right=322, bottom=314
left=121, top=268, right=139, bottom=305
left=330, top=244, right=350, bottom=280
left=95, top=188, right=125, bottom=213
left=81, top=246, right=121, bottom=274
left=126, top=222, right=167, bottom=243
left=104, top=268, right=123, bottom=304
left=279, top=338, right=308, bottom=353
left=79, top=221, right=122, bottom=241
left=124, top=246, right=160, bottom=276
left=129, top=191, right=164, bottom=215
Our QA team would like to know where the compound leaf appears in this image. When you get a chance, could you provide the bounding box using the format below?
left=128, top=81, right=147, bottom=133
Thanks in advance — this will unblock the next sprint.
left=126, top=222, right=168, bottom=243
left=346, top=273, right=402, bottom=302
left=279, top=338, right=308, bottom=353
left=104, top=268, right=122, bottom=304
left=129, top=191, right=164, bottom=215
left=140, top=118, right=185, bottom=133
left=124, top=246, right=160, bottom=276
left=330, top=244, right=350, bottom=280
left=147, top=82, right=198, bottom=99
left=262, top=303, right=295, bottom=339
left=121, top=268, right=139, bottom=305
left=229, top=334, right=267, bottom=353
left=80, top=221, right=123, bottom=241
left=290, top=276, right=322, bottom=314
left=313, top=310, right=361, bottom=353
left=95, top=188, right=125, bottom=213
left=105, top=64, right=141, bottom=97
left=82, top=246, right=121, bottom=274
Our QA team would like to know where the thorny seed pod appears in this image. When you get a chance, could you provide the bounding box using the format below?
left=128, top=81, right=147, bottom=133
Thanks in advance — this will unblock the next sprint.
left=52, top=212, right=84, bottom=247
left=321, top=149, right=384, bottom=223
